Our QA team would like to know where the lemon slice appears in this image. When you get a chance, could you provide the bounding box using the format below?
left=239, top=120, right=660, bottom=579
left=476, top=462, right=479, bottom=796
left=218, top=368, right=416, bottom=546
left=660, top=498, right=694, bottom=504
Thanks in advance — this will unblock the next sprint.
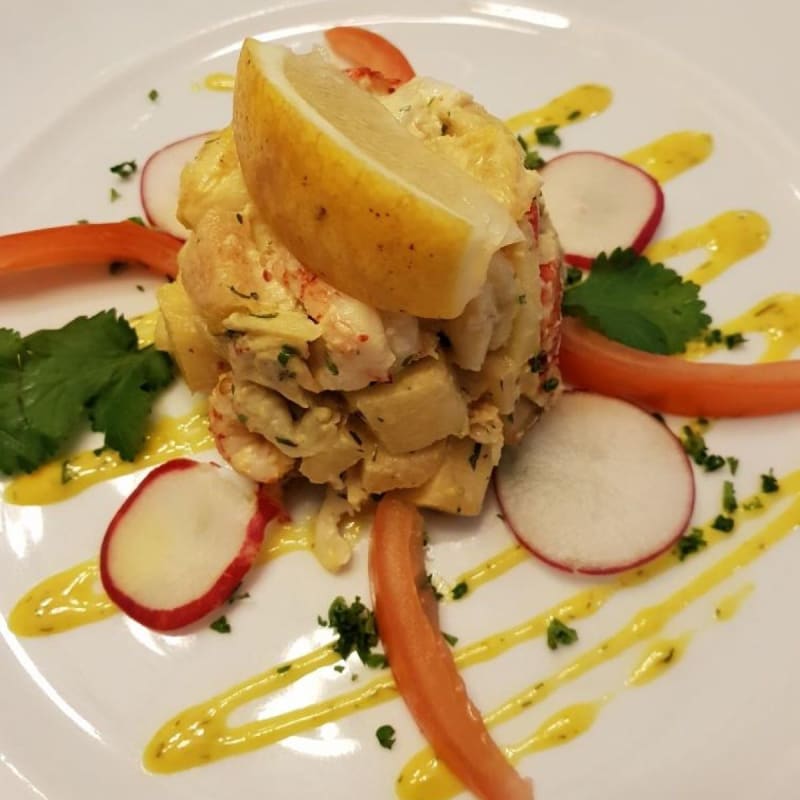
left=233, top=39, right=520, bottom=319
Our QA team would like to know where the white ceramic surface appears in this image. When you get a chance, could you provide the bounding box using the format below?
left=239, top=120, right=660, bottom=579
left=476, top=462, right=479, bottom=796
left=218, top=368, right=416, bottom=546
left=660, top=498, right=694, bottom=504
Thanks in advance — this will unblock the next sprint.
left=2, top=2, right=800, bottom=799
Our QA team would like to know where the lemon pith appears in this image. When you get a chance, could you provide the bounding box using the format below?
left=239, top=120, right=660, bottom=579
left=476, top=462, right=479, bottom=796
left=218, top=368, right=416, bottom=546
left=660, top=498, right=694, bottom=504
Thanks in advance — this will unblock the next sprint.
left=233, top=39, right=519, bottom=319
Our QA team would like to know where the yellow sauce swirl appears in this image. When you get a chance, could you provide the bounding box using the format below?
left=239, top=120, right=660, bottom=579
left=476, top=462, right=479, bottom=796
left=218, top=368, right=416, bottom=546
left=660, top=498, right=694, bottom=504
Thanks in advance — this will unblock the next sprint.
left=623, top=132, right=713, bottom=182
left=715, top=583, right=754, bottom=621
left=646, top=210, right=770, bottom=287
left=626, top=635, right=691, bottom=687
left=8, top=521, right=316, bottom=637
left=505, top=84, right=613, bottom=133
left=4, top=403, right=213, bottom=506
left=686, top=293, right=800, bottom=362
left=141, top=471, right=798, bottom=778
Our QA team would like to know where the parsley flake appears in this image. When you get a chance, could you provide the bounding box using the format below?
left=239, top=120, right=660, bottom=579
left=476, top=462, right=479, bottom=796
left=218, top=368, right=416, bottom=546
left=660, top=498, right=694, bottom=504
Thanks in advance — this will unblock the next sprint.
left=376, top=724, right=396, bottom=749
left=761, top=470, right=780, bottom=493
left=535, top=124, right=561, bottom=147
left=148, top=89, right=159, bottom=102
left=451, top=581, right=469, bottom=600
left=210, top=616, right=231, bottom=633
left=722, top=480, right=738, bottom=513
left=277, top=344, right=298, bottom=367
left=442, top=632, right=459, bottom=647
left=276, top=664, right=292, bottom=674
left=547, top=618, right=578, bottom=650
left=109, top=160, right=137, bottom=179
left=325, top=596, right=379, bottom=665
left=711, top=515, right=735, bottom=533
left=675, top=528, right=707, bottom=561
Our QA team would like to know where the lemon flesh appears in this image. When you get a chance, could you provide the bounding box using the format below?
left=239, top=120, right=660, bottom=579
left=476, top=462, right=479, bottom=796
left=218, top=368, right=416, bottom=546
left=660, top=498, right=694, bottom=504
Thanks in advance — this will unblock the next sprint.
left=233, top=39, right=520, bottom=319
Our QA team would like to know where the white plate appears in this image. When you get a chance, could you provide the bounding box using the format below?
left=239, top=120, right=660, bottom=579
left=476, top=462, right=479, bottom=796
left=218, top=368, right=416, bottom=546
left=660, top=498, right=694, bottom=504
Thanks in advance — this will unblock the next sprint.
left=2, top=2, right=800, bottom=799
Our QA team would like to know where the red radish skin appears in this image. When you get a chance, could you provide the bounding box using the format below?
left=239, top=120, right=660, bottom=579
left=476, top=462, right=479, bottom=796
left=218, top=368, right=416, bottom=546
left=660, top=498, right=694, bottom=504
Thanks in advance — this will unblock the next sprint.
left=540, top=151, right=665, bottom=269
left=495, top=392, right=695, bottom=575
left=140, top=133, right=211, bottom=240
left=100, top=459, right=280, bottom=631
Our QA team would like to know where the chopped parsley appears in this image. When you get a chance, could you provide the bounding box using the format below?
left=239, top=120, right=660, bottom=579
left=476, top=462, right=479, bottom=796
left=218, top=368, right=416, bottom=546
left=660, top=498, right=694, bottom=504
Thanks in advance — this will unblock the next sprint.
left=333, top=664, right=345, bottom=673
left=109, top=160, right=138, bottom=179
left=524, top=150, right=546, bottom=170
left=148, top=88, right=159, bottom=102
left=276, top=664, right=292, bottom=674
left=210, top=616, right=231, bottom=633
left=277, top=344, right=298, bottom=367
left=442, top=632, right=459, bottom=647
left=679, top=426, right=728, bottom=473
left=364, top=653, right=389, bottom=669
left=542, top=376, right=559, bottom=392
left=703, top=454, right=726, bottom=472
left=563, top=249, right=711, bottom=355
left=325, top=596, right=380, bottom=665
left=127, top=215, right=146, bottom=226
left=742, top=497, right=764, bottom=511
left=567, top=109, right=582, bottom=120
left=535, top=124, right=561, bottom=147
left=711, top=515, right=735, bottom=533
left=761, top=469, right=780, bottom=493
left=727, top=456, right=739, bottom=475
left=228, top=285, right=259, bottom=301
left=451, top=581, right=469, bottom=600
left=724, top=332, right=746, bottom=349
left=60, top=460, right=76, bottom=485
left=528, top=351, right=548, bottom=373
left=325, top=353, right=340, bottom=375
left=0, top=312, right=173, bottom=475
left=376, top=724, right=396, bottom=749
left=722, top=480, right=738, bottom=513
left=703, top=328, right=747, bottom=350
left=110, top=187, right=121, bottom=202
left=468, top=442, right=482, bottom=470
left=547, top=618, right=578, bottom=650
left=674, top=528, right=707, bottom=561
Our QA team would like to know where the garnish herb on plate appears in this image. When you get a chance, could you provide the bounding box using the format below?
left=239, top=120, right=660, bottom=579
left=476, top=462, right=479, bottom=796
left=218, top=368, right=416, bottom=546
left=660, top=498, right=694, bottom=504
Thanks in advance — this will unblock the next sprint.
left=674, top=528, right=707, bottom=561
left=110, top=160, right=138, bottom=179
left=210, top=616, right=231, bottom=633
left=534, top=124, right=561, bottom=147
left=324, top=595, right=381, bottom=665
left=0, top=311, right=173, bottom=475
left=761, top=469, right=780, bottom=493
left=562, top=248, right=711, bottom=355
left=722, top=480, right=738, bottom=513
left=148, top=89, right=159, bottom=102
left=546, top=618, right=578, bottom=650
left=711, top=515, right=735, bottom=533
left=375, top=724, right=396, bottom=749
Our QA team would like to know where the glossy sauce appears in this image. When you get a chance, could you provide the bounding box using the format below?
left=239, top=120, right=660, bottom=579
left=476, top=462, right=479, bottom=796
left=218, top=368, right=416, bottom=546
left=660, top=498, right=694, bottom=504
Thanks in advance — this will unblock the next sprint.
left=687, top=293, right=800, bottom=362
left=3, top=403, right=213, bottom=506
left=645, top=210, right=770, bottom=287
left=202, top=72, right=235, bottom=92
left=627, top=635, right=691, bottom=687
left=505, top=85, right=613, bottom=133
left=8, top=521, right=316, bottom=637
left=140, top=471, right=798, bottom=777
left=715, top=583, right=754, bottom=621
left=623, top=132, right=713, bottom=182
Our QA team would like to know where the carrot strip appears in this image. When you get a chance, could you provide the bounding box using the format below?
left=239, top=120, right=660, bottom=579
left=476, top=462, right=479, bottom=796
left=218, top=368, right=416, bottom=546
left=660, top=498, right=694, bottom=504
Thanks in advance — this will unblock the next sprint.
left=370, top=497, right=533, bottom=800
left=325, top=26, right=415, bottom=83
left=0, top=222, right=181, bottom=280
left=560, top=317, right=800, bottom=417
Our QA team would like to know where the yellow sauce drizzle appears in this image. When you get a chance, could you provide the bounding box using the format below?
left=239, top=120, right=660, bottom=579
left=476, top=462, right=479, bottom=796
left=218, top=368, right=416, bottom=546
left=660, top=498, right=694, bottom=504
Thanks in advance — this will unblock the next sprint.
left=202, top=72, right=235, bottom=92
left=142, top=471, right=798, bottom=777
left=622, top=132, right=713, bottom=183
left=686, top=293, right=800, bottom=362
left=448, top=543, right=528, bottom=593
left=399, top=701, right=603, bottom=800
left=645, top=210, right=770, bottom=287
left=8, top=519, right=316, bottom=638
left=715, top=583, right=755, bottom=621
left=626, top=635, right=691, bottom=687
left=8, top=559, right=115, bottom=636
left=130, top=310, right=160, bottom=347
left=398, top=477, right=800, bottom=799
left=3, top=403, right=213, bottom=506
left=505, top=85, right=612, bottom=133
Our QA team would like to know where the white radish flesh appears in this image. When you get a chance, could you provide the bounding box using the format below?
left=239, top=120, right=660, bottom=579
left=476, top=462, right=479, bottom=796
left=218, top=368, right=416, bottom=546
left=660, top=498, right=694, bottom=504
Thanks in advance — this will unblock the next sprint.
left=540, top=151, right=664, bottom=269
left=100, top=458, right=277, bottom=631
left=495, top=392, right=694, bottom=574
left=140, top=133, right=209, bottom=239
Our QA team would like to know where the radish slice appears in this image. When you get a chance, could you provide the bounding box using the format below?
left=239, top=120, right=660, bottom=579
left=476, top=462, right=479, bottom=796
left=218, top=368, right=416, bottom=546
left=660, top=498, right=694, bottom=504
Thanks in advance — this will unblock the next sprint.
left=140, top=133, right=209, bottom=240
left=495, top=392, right=694, bottom=574
left=100, top=458, right=277, bottom=631
left=540, top=151, right=664, bottom=269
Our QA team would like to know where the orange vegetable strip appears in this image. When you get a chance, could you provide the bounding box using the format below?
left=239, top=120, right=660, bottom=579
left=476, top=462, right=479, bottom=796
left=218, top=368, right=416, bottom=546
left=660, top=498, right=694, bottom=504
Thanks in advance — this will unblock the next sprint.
left=325, top=26, right=415, bottom=84
left=0, top=222, right=181, bottom=280
left=560, top=317, right=800, bottom=417
left=370, top=497, right=534, bottom=800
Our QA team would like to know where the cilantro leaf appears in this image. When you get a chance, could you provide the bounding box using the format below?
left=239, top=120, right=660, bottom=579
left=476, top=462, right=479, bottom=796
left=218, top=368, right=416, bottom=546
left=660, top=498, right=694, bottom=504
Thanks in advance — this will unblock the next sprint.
left=0, top=330, right=56, bottom=473
left=562, top=248, right=711, bottom=354
left=0, top=311, right=173, bottom=475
